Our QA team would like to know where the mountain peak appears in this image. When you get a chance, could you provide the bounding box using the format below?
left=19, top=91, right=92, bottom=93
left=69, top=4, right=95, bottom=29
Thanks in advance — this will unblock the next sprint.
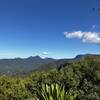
left=27, top=55, right=42, bottom=59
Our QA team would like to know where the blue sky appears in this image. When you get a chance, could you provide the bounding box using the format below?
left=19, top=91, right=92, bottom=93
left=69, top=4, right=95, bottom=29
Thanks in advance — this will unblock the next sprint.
left=0, top=0, right=100, bottom=58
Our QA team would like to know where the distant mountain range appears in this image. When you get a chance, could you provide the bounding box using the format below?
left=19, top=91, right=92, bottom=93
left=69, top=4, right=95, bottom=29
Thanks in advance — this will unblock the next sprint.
left=0, top=54, right=99, bottom=75
left=0, top=56, right=55, bottom=75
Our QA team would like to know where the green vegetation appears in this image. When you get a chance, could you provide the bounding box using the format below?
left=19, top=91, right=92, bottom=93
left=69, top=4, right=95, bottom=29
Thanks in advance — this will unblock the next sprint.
left=0, top=56, right=100, bottom=100
left=41, top=83, right=66, bottom=100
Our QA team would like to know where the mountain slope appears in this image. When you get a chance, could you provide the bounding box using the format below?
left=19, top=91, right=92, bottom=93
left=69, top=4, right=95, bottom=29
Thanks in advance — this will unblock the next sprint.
left=38, top=54, right=100, bottom=71
left=0, top=56, right=55, bottom=75
left=0, top=54, right=99, bottom=75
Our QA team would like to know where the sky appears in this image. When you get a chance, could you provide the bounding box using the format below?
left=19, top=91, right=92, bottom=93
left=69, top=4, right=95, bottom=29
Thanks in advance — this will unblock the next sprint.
left=0, top=0, right=100, bottom=59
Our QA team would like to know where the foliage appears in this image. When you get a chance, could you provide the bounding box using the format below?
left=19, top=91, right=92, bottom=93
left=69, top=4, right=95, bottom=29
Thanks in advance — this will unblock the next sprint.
left=0, top=56, right=99, bottom=100
left=41, top=83, right=66, bottom=100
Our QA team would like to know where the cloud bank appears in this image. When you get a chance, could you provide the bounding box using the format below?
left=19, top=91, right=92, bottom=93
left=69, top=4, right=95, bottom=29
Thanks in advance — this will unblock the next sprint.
left=64, top=31, right=100, bottom=44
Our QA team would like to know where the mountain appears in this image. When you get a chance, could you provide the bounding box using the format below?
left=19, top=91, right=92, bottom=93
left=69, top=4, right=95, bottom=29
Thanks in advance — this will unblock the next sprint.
left=0, top=56, right=55, bottom=75
left=38, top=54, right=100, bottom=71
left=0, top=54, right=99, bottom=75
left=75, top=54, right=100, bottom=60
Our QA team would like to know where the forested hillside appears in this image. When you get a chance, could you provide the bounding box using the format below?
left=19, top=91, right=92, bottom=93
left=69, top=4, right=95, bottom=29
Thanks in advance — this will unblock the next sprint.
left=0, top=55, right=99, bottom=100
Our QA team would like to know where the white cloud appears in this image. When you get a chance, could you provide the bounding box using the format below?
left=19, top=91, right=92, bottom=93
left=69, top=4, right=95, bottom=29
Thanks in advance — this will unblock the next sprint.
left=64, top=31, right=83, bottom=39
left=64, top=31, right=100, bottom=44
left=42, top=52, right=48, bottom=55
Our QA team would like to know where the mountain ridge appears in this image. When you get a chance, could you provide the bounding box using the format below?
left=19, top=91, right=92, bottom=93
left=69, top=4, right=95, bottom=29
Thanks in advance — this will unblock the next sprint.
left=0, top=54, right=99, bottom=75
